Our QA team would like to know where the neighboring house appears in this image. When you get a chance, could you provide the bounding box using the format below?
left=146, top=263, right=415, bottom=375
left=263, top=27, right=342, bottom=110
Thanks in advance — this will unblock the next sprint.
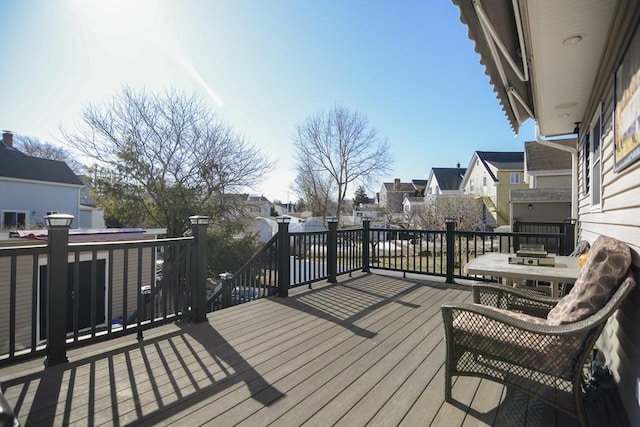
left=249, top=215, right=327, bottom=243
left=353, top=204, right=385, bottom=227
left=454, top=0, right=640, bottom=421
left=411, top=179, right=427, bottom=197
left=0, top=132, right=85, bottom=229
left=378, top=178, right=421, bottom=213
left=459, top=151, right=527, bottom=227
left=425, top=165, right=467, bottom=199
left=511, top=141, right=574, bottom=223
left=246, top=195, right=272, bottom=217
left=402, top=196, right=426, bottom=217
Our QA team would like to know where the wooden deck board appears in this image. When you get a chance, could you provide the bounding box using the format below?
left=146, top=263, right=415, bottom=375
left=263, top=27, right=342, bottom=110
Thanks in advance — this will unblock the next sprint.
left=0, top=272, right=583, bottom=427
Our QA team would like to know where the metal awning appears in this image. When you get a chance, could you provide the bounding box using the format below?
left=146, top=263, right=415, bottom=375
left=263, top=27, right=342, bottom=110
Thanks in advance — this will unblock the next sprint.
left=452, top=0, right=534, bottom=134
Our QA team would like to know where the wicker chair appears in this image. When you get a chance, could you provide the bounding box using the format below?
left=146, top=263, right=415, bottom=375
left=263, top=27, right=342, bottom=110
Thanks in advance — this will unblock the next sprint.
left=441, top=273, right=636, bottom=426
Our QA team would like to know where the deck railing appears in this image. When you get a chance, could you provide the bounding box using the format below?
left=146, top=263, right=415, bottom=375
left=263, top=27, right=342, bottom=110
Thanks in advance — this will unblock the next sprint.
left=0, top=220, right=207, bottom=367
left=0, top=215, right=575, bottom=367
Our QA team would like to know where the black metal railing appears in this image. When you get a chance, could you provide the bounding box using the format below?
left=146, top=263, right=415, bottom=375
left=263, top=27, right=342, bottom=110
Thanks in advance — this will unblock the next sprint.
left=210, top=234, right=280, bottom=311
left=0, top=215, right=576, bottom=367
left=0, top=235, right=195, bottom=366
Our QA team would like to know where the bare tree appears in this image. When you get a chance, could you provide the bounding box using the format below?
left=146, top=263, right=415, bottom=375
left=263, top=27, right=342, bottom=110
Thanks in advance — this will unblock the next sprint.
left=61, top=86, right=274, bottom=236
left=412, top=195, right=482, bottom=230
left=14, top=134, right=85, bottom=174
left=292, top=155, right=334, bottom=218
left=293, top=105, right=393, bottom=222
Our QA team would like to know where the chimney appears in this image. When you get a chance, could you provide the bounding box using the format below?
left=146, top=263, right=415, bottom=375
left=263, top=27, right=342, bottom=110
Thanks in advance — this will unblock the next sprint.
left=2, top=131, right=13, bottom=148
left=456, top=162, right=460, bottom=168
left=394, top=178, right=401, bottom=190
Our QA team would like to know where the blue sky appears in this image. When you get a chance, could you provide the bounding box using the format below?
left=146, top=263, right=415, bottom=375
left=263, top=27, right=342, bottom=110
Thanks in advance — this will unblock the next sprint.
left=1, top=0, right=534, bottom=203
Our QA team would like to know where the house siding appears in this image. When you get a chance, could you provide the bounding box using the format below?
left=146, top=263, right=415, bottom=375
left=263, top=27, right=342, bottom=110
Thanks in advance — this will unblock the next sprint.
left=577, top=10, right=640, bottom=420
left=0, top=180, right=80, bottom=228
left=533, top=175, right=571, bottom=189
left=0, top=246, right=154, bottom=355
left=496, top=170, right=528, bottom=226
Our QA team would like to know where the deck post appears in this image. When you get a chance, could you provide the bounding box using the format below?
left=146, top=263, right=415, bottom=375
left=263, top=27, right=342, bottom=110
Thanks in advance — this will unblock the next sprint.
left=445, top=217, right=456, bottom=284
left=44, top=214, right=74, bottom=367
left=189, top=215, right=209, bottom=323
left=327, top=217, right=338, bottom=283
left=276, top=216, right=291, bottom=297
left=362, top=219, right=370, bottom=273
left=563, top=218, right=577, bottom=255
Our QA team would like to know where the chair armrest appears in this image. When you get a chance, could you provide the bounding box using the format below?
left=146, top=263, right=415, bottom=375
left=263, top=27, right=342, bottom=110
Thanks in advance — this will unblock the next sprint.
left=472, top=282, right=559, bottom=318
left=441, top=302, right=597, bottom=378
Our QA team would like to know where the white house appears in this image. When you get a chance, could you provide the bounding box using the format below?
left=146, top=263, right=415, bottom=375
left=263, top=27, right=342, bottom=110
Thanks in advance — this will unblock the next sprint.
left=425, top=165, right=466, bottom=199
left=454, top=0, right=640, bottom=421
left=1, top=131, right=86, bottom=229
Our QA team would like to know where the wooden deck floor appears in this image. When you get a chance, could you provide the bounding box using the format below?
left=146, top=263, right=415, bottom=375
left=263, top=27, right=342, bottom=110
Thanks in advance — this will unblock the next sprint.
left=0, top=272, right=585, bottom=426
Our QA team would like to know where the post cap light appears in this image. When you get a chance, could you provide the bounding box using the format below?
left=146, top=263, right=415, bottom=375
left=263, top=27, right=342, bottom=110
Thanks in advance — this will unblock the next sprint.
left=276, top=216, right=291, bottom=224
left=328, top=217, right=338, bottom=223
left=189, top=215, right=210, bottom=225
left=44, top=214, right=74, bottom=228
left=444, top=217, right=457, bottom=223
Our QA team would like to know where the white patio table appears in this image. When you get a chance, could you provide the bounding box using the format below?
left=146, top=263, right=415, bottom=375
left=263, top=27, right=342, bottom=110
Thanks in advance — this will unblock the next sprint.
left=464, top=252, right=581, bottom=297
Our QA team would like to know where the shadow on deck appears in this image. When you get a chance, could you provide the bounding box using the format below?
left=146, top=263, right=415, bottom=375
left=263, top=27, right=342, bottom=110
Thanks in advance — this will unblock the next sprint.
left=0, top=272, right=586, bottom=426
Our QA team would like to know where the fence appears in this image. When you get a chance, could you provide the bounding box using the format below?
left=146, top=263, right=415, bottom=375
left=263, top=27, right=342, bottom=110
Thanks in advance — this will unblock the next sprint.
left=0, top=218, right=207, bottom=367
left=0, top=215, right=575, bottom=366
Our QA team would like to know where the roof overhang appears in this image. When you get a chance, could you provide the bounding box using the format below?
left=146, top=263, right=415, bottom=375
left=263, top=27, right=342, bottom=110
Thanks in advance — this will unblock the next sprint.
left=452, top=0, right=625, bottom=137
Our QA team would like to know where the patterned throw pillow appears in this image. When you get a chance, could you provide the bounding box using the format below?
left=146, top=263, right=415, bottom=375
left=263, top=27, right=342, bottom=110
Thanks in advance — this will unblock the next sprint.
left=547, top=236, right=631, bottom=326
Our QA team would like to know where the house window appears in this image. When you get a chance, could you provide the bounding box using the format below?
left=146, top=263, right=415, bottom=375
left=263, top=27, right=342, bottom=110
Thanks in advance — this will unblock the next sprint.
left=482, top=175, right=487, bottom=187
left=470, top=178, right=474, bottom=192
left=2, top=211, right=27, bottom=229
left=590, top=108, right=602, bottom=207
left=510, top=173, right=520, bottom=184
left=583, top=132, right=590, bottom=194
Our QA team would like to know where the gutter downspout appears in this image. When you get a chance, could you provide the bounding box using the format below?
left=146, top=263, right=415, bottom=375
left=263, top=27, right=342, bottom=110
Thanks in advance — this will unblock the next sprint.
left=535, top=123, right=578, bottom=219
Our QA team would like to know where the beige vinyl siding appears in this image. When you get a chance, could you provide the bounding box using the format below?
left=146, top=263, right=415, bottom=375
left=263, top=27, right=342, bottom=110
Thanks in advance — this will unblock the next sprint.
left=110, top=247, right=154, bottom=323
left=0, top=253, right=45, bottom=355
left=579, top=70, right=640, bottom=422
left=0, top=245, right=155, bottom=355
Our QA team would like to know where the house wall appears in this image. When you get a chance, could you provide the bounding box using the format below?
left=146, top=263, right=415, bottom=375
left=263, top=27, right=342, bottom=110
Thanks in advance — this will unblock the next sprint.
left=496, top=170, right=528, bottom=226
left=0, top=180, right=80, bottom=228
left=576, top=5, right=640, bottom=421
left=511, top=202, right=571, bottom=223
left=531, top=174, right=571, bottom=189
left=427, top=177, right=440, bottom=195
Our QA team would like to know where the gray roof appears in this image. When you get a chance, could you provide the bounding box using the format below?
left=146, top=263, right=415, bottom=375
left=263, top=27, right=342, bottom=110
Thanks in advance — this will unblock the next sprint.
left=477, top=151, right=524, bottom=170
left=432, top=168, right=466, bottom=191
left=524, top=140, right=574, bottom=171
left=383, top=181, right=417, bottom=192
left=0, top=143, right=84, bottom=186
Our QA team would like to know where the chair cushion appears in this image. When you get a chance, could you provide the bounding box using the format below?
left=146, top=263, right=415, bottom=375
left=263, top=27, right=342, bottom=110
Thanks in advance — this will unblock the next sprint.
left=547, top=236, right=631, bottom=326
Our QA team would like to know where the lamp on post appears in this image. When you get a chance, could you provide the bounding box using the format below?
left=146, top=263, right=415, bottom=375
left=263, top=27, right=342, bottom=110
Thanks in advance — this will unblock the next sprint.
left=189, top=215, right=209, bottom=323
left=44, top=213, right=74, bottom=229
left=44, top=214, right=74, bottom=367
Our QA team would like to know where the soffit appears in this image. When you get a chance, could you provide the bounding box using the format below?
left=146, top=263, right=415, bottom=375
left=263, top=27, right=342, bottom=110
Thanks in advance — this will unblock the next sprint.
left=523, top=0, right=618, bottom=136
left=452, top=0, right=619, bottom=137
